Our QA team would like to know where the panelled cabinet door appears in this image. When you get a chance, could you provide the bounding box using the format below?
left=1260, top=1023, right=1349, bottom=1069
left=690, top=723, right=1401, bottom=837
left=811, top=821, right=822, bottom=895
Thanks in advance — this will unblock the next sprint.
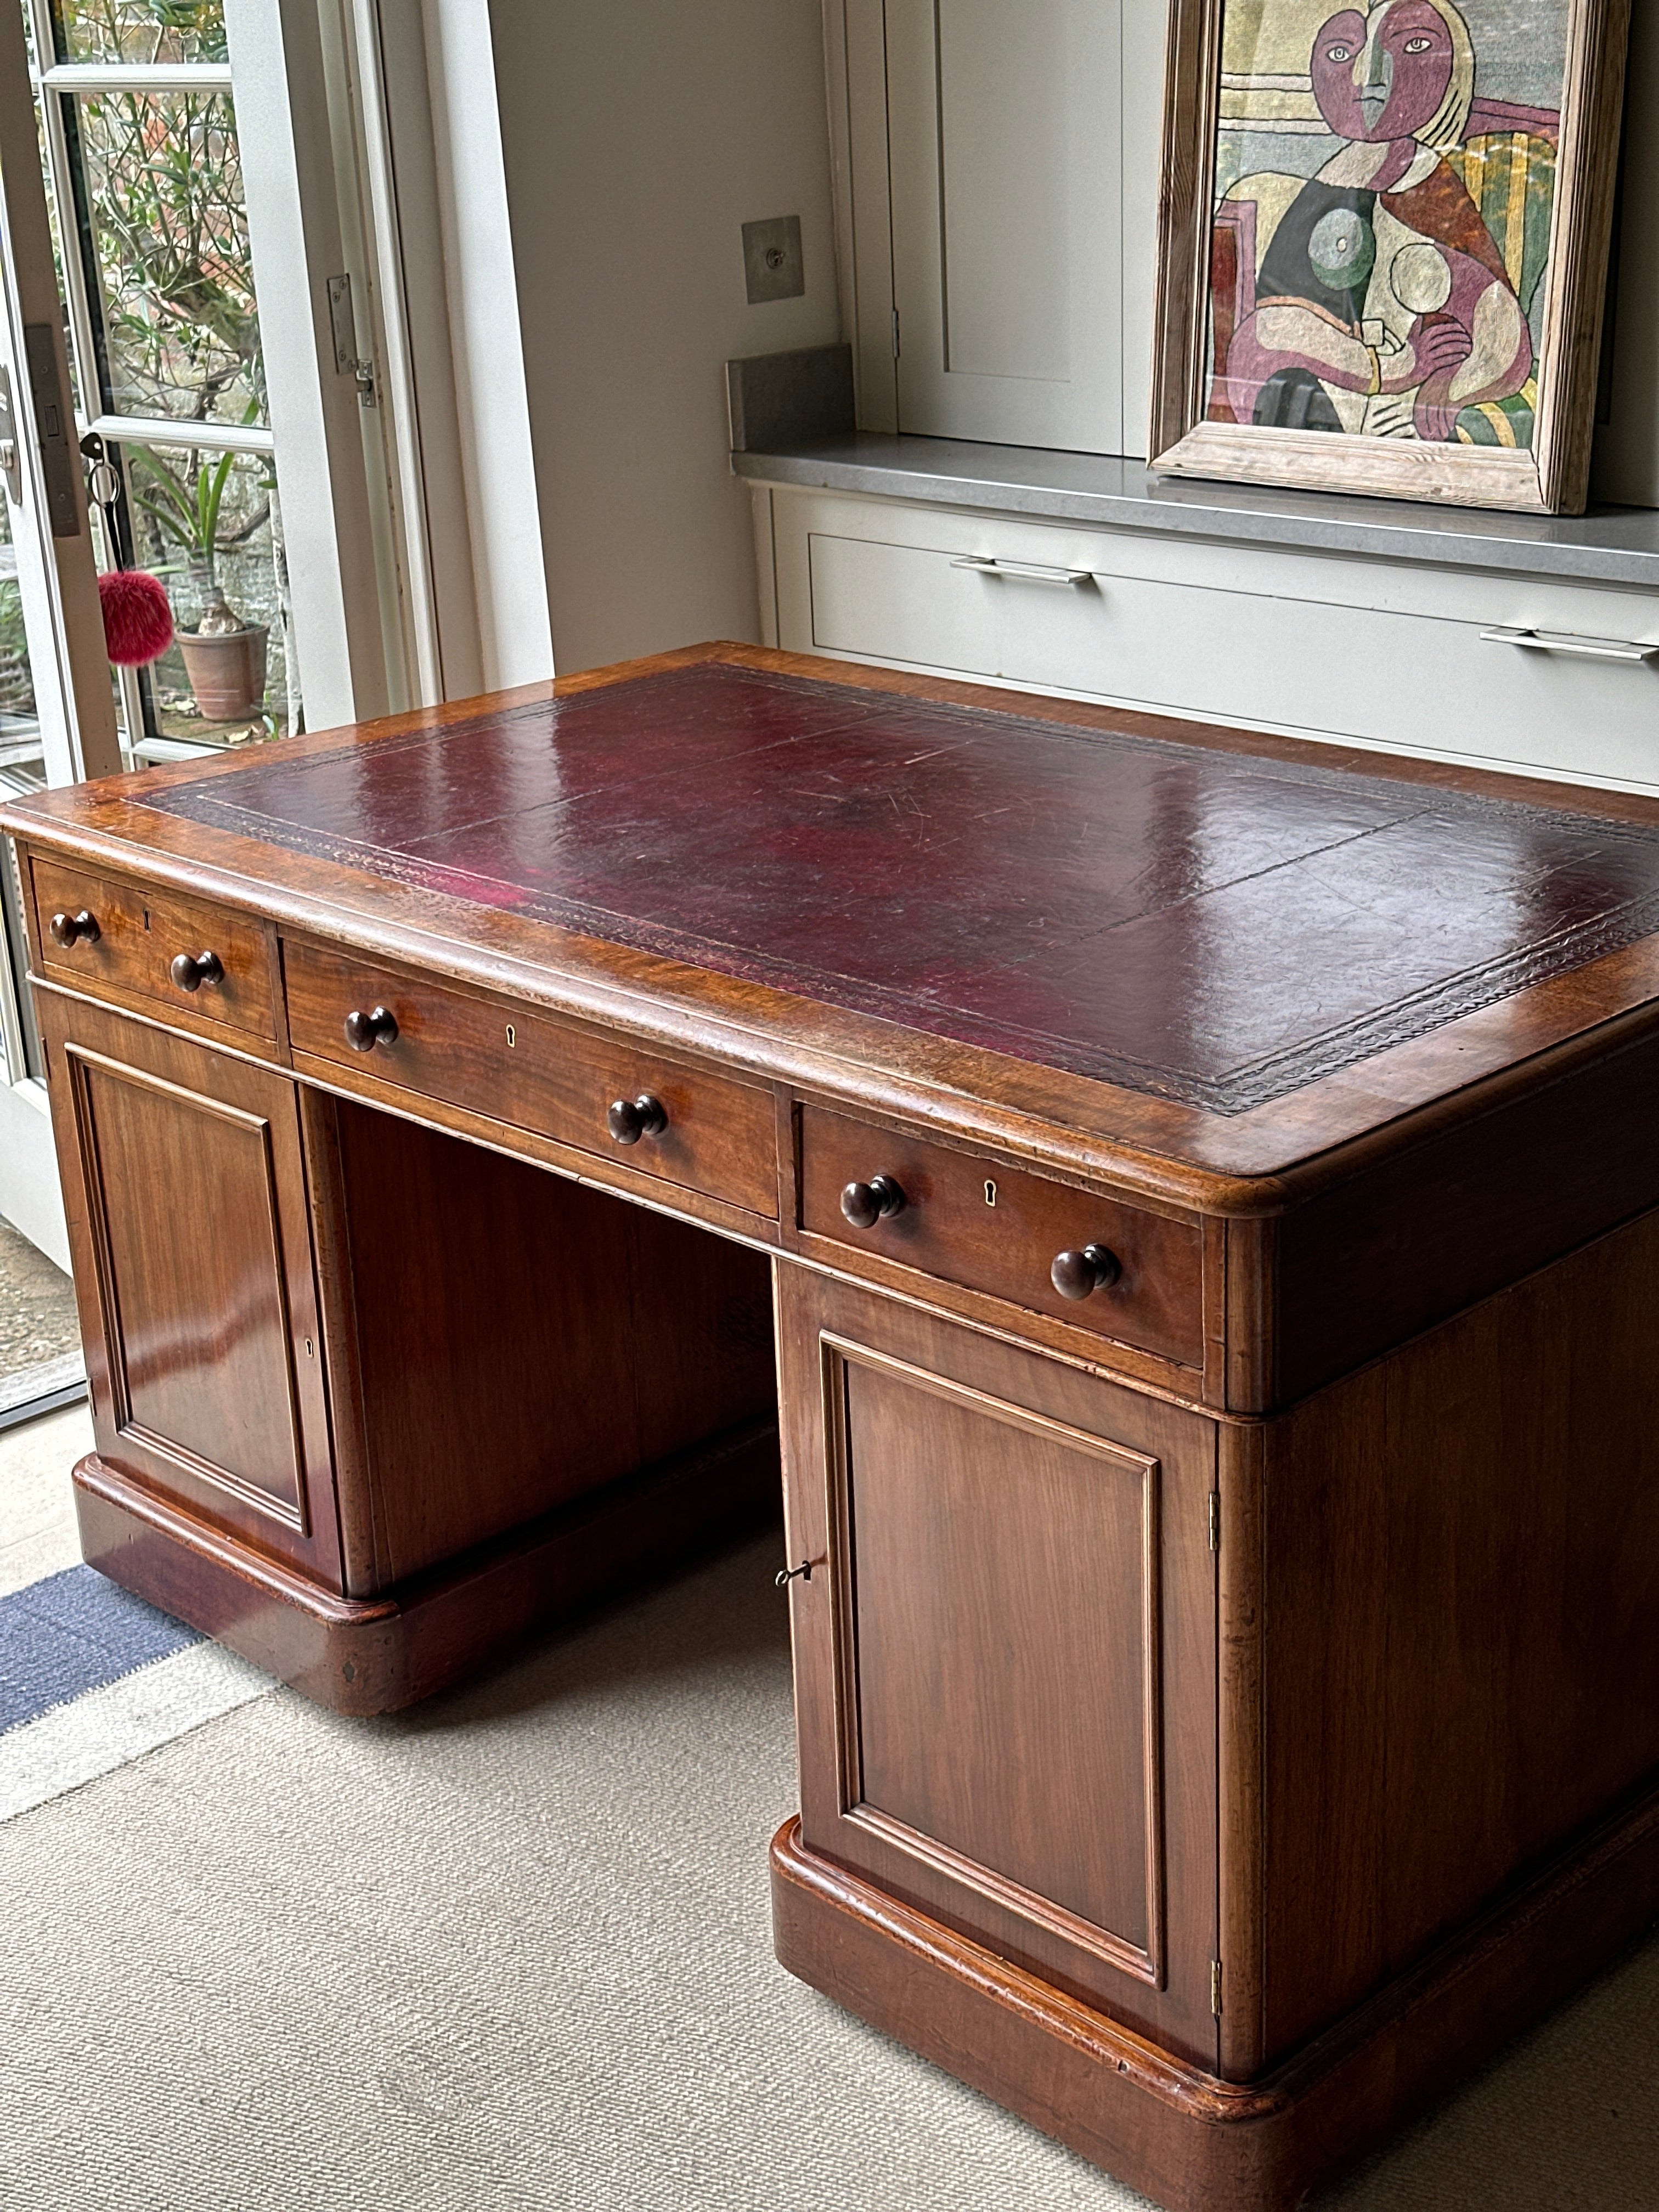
left=885, top=0, right=1126, bottom=452
left=777, top=1267, right=1219, bottom=2068
left=38, top=991, right=343, bottom=1587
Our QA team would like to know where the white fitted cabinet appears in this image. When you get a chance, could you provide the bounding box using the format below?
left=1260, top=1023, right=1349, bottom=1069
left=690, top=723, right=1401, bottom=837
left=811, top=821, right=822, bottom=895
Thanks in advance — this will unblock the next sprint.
left=761, top=486, right=1659, bottom=794
left=831, top=0, right=1164, bottom=455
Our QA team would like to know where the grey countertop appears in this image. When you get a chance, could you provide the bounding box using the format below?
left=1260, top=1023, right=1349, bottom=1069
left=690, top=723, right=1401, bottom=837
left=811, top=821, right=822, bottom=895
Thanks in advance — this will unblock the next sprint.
left=733, top=434, right=1659, bottom=592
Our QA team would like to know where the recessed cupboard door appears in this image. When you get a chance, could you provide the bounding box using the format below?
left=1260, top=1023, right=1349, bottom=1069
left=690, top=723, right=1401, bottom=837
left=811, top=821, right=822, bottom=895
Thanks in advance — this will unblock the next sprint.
left=38, top=991, right=343, bottom=1587
left=884, top=0, right=1131, bottom=452
left=776, top=1267, right=1219, bottom=2068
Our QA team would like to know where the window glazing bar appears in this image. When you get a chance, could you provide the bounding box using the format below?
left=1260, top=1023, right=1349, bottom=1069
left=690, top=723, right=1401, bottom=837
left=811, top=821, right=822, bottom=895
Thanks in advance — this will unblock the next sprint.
left=34, top=64, right=235, bottom=93
left=87, top=413, right=275, bottom=456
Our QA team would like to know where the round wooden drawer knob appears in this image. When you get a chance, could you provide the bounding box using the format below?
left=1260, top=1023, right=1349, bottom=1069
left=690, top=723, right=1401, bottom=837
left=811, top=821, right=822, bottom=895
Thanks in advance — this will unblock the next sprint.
left=49, top=909, right=100, bottom=948
left=170, top=949, right=224, bottom=992
left=840, top=1174, right=906, bottom=1229
left=1051, top=1244, right=1122, bottom=1300
left=344, top=1005, right=399, bottom=1052
left=608, top=1093, right=668, bottom=1143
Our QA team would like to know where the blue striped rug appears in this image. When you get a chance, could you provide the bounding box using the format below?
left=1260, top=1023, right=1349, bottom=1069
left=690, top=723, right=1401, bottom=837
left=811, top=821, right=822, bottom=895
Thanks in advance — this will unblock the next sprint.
left=0, top=1564, right=274, bottom=1822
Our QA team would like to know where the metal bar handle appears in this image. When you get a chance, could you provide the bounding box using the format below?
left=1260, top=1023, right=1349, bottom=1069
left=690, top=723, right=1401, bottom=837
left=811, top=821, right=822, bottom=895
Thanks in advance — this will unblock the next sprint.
left=951, top=555, right=1094, bottom=587
left=1480, top=626, right=1659, bottom=666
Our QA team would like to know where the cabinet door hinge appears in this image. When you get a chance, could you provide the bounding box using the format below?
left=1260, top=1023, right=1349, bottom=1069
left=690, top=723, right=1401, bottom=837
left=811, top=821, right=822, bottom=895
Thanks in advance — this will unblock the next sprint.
left=1210, top=1959, right=1223, bottom=2017
left=891, top=308, right=901, bottom=360
left=1208, top=1492, right=1221, bottom=1552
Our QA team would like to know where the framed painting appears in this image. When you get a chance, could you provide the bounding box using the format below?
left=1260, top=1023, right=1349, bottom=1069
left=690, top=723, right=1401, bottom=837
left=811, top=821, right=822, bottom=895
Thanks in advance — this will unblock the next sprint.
left=1148, top=0, right=1632, bottom=513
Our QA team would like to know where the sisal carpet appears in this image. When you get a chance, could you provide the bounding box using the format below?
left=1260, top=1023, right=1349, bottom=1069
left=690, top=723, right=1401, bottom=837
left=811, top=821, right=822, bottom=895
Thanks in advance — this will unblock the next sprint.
left=1, top=1477, right=1657, bottom=2208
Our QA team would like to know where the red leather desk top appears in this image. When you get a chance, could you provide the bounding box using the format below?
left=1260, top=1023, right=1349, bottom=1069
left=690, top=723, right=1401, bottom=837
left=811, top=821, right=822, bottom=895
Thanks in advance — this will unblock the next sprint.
left=137, top=661, right=1659, bottom=1118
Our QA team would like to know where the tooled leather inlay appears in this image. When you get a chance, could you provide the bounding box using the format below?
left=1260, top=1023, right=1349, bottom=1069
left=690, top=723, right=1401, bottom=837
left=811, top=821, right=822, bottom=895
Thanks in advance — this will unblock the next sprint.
left=142, top=663, right=1659, bottom=1115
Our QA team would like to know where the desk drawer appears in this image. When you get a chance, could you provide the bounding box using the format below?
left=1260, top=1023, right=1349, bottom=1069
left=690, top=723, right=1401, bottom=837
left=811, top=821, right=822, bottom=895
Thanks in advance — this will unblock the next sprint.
left=799, top=1106, right=1204, bottom=1367
left=284, top=938, right=778, bottom=1219
left=31, top=856, right=276, bottom=1041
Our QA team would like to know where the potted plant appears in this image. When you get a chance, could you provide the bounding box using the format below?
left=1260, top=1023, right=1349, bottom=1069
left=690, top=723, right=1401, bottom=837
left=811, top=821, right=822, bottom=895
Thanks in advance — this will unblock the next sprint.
left=127, top=438, right=269, bottom=722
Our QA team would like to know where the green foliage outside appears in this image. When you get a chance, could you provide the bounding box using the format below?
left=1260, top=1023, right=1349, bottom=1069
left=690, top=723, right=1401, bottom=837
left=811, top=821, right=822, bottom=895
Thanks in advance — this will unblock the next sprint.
left=56, top=0, right=294, bottom=730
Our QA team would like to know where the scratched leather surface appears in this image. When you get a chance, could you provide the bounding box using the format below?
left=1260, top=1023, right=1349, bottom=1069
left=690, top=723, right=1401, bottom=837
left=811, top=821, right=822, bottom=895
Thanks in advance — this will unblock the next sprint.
left=143, top=663, right=1659, bottom=1114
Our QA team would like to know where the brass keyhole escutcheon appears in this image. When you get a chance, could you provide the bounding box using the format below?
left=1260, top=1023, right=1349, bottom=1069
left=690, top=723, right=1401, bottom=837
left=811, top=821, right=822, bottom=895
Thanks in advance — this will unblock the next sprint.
left=985, top=1179, right=998, bottom=1207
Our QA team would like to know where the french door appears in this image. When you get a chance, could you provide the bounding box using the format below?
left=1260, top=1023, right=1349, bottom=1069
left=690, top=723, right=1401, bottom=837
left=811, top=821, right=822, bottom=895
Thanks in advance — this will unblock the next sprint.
left=0, top=0, right=397, bottom=1272
left=1, top=0, right=120, bottom=1267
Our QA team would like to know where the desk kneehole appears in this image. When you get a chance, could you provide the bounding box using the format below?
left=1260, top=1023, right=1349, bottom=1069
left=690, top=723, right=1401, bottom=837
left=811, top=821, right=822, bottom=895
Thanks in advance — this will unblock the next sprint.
left=281, top=935, right=778, bottom=1219
left=797, top=1105, right=1204, bottom=1369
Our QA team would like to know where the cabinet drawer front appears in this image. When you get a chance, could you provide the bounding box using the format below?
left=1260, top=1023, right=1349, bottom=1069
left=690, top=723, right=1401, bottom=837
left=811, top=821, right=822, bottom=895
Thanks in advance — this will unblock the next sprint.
left=32, top=857, right=276, bottom=1040
left=805, top=527, right=1659, bottom=791
left=799, top=1105, right=1203, bottom=1367
left=284, top=938, right=778, bottom=1219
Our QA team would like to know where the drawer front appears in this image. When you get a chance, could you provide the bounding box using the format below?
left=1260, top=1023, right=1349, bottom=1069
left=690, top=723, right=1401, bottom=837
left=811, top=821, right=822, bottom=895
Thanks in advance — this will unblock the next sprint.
left=31, top=856, right=276, bottom=1040
left=799, top=1106, right=1204, bottom=1367
left=284, top=937, right=778, bottom=1219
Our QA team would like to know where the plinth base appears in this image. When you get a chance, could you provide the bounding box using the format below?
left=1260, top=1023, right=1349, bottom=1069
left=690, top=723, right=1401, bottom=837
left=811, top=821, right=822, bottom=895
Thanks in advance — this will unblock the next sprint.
left=771, top=1792, right=1659, bottom=2212
left=74, top=1418, right=780, bottom=1716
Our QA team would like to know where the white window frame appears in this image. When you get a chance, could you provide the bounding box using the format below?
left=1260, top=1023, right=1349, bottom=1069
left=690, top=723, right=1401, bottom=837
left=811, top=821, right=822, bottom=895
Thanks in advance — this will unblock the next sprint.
left=320, top=0, right=551, bottom=704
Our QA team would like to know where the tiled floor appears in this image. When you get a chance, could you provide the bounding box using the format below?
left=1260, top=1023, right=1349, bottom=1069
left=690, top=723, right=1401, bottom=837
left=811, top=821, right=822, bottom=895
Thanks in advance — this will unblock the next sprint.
left=0, top=1217, right=82, bottom=1418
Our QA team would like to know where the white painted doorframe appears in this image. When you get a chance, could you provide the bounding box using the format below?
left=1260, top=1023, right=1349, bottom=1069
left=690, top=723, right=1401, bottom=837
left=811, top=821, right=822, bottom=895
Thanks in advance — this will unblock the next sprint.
left=0, top=0, right=123, bottom=1268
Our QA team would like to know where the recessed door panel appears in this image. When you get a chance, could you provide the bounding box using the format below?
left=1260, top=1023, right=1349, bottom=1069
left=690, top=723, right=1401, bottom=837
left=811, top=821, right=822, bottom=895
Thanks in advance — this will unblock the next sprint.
left=76, top=1050, right=307, bottom=1523
left=38, top=990, right=341, bottom=1584
left=845, top=1354, right=1161, bottom=1971
left=886, top=0, right=1125, bottom=450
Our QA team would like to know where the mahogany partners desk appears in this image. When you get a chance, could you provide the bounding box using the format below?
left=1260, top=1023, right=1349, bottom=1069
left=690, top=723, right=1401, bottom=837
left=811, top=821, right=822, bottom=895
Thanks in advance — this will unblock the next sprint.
left=7, top=643, right=1659, bottom=2210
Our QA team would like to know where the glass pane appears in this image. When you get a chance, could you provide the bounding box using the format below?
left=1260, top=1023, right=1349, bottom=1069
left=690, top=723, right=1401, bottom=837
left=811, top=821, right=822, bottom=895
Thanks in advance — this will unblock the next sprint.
left=70, top=86, right=263, bottom=424
left=52, top=0, right=228, bottom=66
left=0, top=498, right=44, bottom=775
left=117, top=440, right=298, bottom=746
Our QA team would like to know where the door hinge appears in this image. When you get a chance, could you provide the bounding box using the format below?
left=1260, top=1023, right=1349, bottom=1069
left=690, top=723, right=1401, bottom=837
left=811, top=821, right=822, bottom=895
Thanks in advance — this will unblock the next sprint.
left=1208, top=1492, right=1221, bottom=1552
left=891, top=308, right=901, bottom=360
left=1210, top=1959, right=1223, bottom=2017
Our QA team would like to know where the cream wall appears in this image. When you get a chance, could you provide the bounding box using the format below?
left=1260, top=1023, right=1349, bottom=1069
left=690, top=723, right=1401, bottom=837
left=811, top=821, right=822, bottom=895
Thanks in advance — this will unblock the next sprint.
left=487, top=0, right=840, bottom=674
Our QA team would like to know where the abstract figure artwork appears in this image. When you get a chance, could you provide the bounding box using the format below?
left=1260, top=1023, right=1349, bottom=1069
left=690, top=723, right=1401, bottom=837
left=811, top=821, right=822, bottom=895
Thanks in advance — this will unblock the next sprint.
left=1149, top=0, right=1632, bottom=512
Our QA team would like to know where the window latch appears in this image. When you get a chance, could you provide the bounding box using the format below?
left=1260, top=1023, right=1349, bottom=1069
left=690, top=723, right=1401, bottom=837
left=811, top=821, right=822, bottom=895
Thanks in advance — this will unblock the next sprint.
left=326, top=274, right=377, bottom=408
left=0, top=366, right=21, bottom=505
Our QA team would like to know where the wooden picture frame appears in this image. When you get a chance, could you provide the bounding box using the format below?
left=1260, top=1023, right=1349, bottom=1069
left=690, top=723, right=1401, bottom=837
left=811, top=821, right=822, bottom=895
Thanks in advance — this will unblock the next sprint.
left=1148, top=0, right=1632, bottom=514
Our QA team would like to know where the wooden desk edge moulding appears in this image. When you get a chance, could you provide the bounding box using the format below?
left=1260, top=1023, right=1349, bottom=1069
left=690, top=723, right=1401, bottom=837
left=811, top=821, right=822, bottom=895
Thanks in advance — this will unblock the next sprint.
left=7, top=640, right=1659, bottom=2212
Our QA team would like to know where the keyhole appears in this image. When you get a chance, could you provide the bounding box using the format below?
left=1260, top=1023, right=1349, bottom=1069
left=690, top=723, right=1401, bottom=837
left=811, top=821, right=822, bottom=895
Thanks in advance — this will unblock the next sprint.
left=304, top=1338, right=314, bottom=1358
left=984, top=1180, right=997, bottom=1207
left=505, top=1023, right=516, bottom=1048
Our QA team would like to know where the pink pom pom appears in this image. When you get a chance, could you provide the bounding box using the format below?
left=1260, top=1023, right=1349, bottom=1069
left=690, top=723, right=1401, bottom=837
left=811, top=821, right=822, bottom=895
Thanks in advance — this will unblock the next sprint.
left=98, top=568, right=174, bottom=667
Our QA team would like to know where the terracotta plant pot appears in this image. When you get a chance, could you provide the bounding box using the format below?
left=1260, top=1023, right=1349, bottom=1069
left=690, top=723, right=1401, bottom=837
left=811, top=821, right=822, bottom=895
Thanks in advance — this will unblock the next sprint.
left=178, top=624, right=268, bottom=723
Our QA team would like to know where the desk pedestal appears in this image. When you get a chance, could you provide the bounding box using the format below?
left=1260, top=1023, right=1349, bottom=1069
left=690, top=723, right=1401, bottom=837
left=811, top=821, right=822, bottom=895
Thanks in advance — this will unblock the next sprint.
left=771, top=1227, right=1659, bottom=2207
left=40, top=989, right=780, bottom=1709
